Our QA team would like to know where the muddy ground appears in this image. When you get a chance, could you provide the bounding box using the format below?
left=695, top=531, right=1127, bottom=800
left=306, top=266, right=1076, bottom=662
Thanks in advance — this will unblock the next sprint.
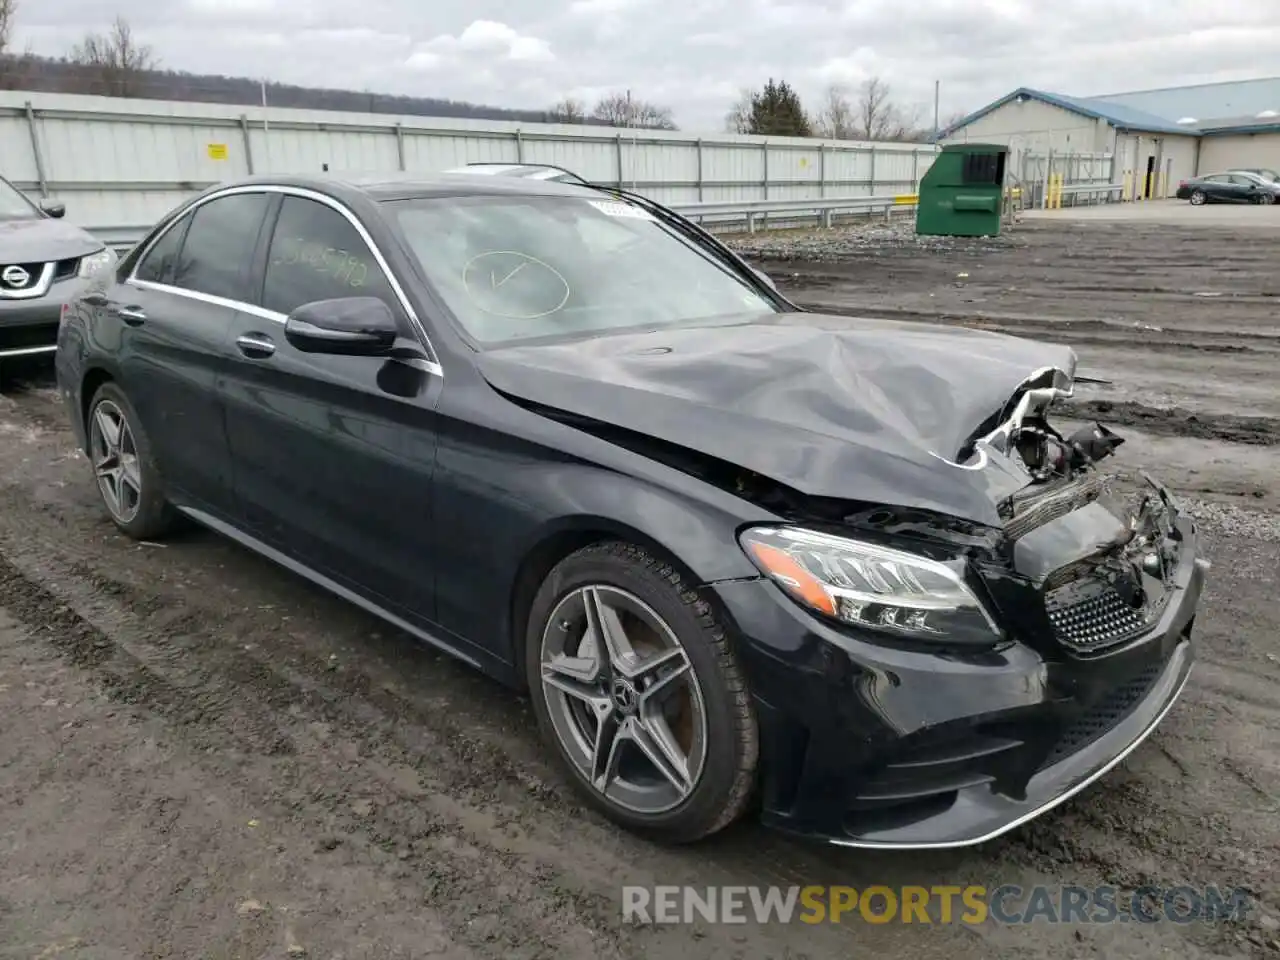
left=1, top=212, right=1278, bottom=959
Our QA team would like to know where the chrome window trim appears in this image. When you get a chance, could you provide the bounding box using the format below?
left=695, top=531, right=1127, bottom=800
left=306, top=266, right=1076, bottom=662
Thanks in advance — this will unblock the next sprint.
left=124, top=183, right=442, bottom=377
left=130, top=278, right=286, bottom=323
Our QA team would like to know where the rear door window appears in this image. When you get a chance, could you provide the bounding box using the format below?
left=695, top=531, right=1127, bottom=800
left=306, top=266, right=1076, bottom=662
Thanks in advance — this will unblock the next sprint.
left=172, top=193, right=271, bottom=302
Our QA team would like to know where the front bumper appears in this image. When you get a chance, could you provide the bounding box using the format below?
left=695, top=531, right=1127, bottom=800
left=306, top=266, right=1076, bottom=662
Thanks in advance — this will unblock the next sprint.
left=708, top=512, right=1207, bottom=849
left=0, top=278, right=89, bottom=360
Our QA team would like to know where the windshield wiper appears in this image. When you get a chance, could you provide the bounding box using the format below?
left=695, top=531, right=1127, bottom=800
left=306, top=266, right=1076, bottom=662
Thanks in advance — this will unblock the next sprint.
left=585, top=184, right=799, bottom=311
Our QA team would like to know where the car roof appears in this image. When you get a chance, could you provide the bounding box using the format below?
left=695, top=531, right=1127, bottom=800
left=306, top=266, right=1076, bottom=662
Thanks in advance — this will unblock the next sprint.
left=203, top=171, right=601, bottom=203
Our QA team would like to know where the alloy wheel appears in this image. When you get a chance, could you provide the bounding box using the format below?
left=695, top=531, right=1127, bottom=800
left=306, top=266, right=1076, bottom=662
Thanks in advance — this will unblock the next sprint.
left=89, top=398, right=142, bottom=524
left=539, top=584, right=709, bottom=815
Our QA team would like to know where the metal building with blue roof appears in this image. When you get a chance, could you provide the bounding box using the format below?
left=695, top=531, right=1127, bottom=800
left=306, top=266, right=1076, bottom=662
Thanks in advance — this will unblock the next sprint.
left=938, top=77, right=1280, bottom=200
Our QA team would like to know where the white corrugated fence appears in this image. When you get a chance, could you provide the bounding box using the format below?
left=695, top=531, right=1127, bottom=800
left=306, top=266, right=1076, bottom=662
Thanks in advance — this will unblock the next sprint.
left=1, top=90, right=940, bottom=234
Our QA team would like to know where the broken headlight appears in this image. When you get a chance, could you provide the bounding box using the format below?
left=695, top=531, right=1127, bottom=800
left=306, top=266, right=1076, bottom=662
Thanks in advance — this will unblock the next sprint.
left=739, top=526, right=1002, bottom=645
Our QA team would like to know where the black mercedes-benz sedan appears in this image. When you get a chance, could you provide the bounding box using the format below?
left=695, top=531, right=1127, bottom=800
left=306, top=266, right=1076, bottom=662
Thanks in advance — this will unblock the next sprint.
left=54, top=172, right=1208, bottom=849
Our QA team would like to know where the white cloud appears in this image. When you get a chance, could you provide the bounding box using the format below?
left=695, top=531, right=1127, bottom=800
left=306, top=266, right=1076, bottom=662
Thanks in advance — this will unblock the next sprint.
left=412, top=19, right=554, bottom=64
left=567, top=0, right=644, bottom=15
left=10, top=0, right=1280, bottom=132
left=509, top=36, right=554, bottom=62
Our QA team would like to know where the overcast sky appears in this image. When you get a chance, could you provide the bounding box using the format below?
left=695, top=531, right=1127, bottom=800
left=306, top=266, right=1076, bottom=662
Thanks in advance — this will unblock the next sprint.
left=13, top=0, right=1280, bottom=131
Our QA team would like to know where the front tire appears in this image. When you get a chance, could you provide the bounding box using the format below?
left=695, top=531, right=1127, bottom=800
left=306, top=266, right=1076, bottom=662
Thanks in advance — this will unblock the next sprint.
left=525, top=541, right=758, bottom=843
left=86, top=381, right=178, bottom=540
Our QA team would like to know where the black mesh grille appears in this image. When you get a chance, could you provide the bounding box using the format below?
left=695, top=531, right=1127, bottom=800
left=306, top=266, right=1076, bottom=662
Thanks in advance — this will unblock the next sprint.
left=1038, top=661, right=1165, bottom=770
left=1045, top=576, right=1149, bottom=655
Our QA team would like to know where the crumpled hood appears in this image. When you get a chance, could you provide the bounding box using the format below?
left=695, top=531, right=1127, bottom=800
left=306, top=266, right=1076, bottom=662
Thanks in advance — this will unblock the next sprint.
left=0, top=216, right=102, bottom=263
left=476, top=314, right=1078, bottom=527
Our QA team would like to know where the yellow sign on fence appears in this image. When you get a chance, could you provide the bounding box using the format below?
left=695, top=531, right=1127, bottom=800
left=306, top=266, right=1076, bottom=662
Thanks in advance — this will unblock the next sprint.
left=207, top=143, right=229, bottom=161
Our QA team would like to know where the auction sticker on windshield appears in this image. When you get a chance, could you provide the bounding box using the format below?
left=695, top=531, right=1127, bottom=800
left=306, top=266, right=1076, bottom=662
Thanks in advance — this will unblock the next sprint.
left=587, top=199, right=656, bottom=220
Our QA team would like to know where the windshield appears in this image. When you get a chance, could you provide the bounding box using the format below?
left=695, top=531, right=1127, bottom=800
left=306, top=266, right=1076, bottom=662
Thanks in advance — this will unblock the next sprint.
left=387, top=194, right=780, bottom=345
left=0, top=177, right=39, bottom=220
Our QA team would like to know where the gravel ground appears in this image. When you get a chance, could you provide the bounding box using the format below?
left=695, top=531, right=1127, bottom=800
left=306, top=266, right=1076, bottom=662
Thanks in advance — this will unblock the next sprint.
left=1, top=214, right=1278, bottom=958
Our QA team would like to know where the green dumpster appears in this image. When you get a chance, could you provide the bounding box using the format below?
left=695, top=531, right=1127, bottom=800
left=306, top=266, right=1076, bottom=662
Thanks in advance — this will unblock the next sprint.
left=915, top=143, right=1008, bottom=237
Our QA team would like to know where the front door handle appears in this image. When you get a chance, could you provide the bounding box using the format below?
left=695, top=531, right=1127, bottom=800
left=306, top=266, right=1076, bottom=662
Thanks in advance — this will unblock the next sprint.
left=117, top=305, right=146, bottom=326
left=235, top=333, right=276, bottom=358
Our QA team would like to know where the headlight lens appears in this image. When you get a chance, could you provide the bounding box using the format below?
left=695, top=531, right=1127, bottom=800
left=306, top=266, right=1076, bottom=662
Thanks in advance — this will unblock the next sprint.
left=77, top=247, right=117, bottom=279
left=739, top=526, right=1002, bottom=645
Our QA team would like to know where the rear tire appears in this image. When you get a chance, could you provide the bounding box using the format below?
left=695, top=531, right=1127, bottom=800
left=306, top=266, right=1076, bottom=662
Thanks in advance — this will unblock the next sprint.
left=86, top=381, right=179, bottom=540
left=524, top=541, right=758, bottom=844
left=1189, top=190, right=1206, bottom=206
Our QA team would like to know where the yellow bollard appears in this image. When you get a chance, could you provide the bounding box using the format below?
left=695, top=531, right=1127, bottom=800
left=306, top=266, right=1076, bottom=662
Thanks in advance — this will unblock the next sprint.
left=1122, top=170, right=1131, bottom=201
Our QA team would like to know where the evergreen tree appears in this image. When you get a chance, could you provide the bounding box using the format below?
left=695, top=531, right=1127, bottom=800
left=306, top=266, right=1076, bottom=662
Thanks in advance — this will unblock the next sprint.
left=747, top=78, right=812, bottom=137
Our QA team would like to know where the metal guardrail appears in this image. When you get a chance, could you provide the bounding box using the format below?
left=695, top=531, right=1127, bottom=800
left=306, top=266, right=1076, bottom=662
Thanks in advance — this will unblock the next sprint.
left=89, top=192, right=924, bottom=250
left=1061, top=183, right=1124, bottom=198
left=673, top=194, right=920, bottom=232
left=1028, top=182, right=1125, bottom=210
left=88, top=184, right=1131, bottom=251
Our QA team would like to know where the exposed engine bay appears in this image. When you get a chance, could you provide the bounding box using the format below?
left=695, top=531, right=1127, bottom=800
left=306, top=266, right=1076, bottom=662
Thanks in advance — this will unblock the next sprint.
left=965, top=365, right=1191, bottom=655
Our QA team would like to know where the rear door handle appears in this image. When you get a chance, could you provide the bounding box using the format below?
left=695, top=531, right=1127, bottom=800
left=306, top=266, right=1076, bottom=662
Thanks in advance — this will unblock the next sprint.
left=116, top=305, right=146, bottom=326
left=235, top=333, right=276, bottom=358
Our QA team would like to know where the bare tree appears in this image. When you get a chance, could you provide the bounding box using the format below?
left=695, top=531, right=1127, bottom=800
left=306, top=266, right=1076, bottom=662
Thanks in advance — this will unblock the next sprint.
left=0, top=0, right=14, bottom=55
left=69, top=15, right=158, bottom=97
left=547, top=96, right=586, bottom=123
left=813, top=84, right=857, bottom=140
left=936, top=110, right=967, bottom=135
left=724, top=88, right=753, bottom=133
left=855, top=77, right=898, bottom=140
left=0, top=0, right=39, bottom=91
left=590, top=90, right=676, bottom=130
left=827, top=76, right=931, bottom=141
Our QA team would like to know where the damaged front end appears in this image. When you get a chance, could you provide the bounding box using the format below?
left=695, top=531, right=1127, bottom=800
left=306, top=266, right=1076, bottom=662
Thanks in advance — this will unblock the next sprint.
left=729, top=364, right=1209, bottom=849
left=758, top=360, right=1205, bottom=660
left=938, top=363, right=1205, bottom=660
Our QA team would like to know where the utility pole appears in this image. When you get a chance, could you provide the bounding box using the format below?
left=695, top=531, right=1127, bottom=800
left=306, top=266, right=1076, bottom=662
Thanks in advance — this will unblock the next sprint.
left=933, top=79, right=940, bottom=139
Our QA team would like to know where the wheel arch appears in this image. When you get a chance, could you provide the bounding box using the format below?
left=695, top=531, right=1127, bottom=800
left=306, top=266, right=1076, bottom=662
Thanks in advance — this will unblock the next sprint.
left=78, top=365, right=119, bottom=452
left=506, top=516, right=714, bottom=691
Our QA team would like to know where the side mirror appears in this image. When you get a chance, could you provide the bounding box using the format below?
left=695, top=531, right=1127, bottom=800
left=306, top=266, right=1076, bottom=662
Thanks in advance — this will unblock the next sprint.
left=39, top=199, right=66, bottom=218
left=751, top=266, right=777, bottom=290
left=284, top=297, right=399, bottom=356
